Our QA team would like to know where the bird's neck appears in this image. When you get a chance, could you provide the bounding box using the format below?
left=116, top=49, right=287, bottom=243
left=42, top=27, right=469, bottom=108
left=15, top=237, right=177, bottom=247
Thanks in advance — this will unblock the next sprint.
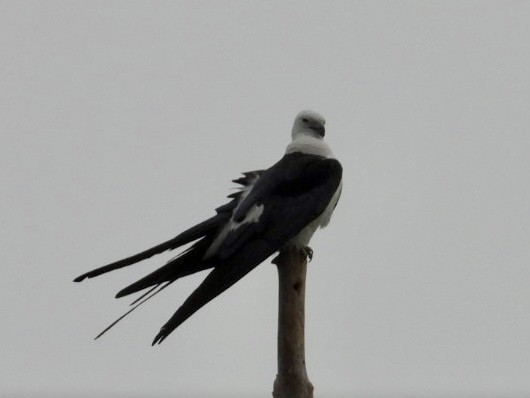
left=285, top=135, right=333, bottom=158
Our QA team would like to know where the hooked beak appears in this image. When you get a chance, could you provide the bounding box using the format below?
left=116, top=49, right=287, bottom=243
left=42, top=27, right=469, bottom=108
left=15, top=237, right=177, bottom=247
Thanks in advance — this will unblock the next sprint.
left=310, top=124, right=325, bottom=137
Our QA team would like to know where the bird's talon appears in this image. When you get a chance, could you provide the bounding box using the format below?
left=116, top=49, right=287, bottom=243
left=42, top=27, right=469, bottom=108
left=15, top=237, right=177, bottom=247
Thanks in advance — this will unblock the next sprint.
left=303, top=246, right=313, bottom=262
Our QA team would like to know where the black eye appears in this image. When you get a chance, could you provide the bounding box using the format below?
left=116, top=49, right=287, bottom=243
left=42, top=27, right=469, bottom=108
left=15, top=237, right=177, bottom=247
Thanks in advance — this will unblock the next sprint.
left=302, top=118, right=308, bottom=123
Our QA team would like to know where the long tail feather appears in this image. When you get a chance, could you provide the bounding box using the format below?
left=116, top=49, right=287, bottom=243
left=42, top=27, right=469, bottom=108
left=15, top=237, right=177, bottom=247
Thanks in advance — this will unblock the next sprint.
left=73, top=213, right=226, bottom=282
left=129, top=284, right=160, bottom=306
left=152, top=239, right=275, bottom=345
left=115, top=239, right=214, bottom=298
left=95, top=281, right=175, bottom=340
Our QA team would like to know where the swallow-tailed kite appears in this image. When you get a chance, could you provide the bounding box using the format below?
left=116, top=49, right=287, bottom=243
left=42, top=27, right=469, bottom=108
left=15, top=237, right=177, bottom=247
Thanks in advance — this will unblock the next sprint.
left=74, top=110, right=342, bottom=345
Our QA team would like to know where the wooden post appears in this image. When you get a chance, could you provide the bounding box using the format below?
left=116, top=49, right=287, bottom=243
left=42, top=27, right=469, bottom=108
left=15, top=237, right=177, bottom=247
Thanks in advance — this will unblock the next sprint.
left=272, top=247, right=314, bottom=398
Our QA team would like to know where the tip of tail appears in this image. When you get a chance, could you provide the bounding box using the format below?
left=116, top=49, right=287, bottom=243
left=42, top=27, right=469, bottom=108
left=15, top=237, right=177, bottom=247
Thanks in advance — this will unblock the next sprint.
left=73, top=275, right=86, bottom=282
left=152, top=328, right=168, bottom=346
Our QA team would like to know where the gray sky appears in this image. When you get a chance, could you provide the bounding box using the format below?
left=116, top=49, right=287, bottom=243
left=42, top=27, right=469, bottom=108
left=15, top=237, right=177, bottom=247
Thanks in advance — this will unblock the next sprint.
left=1, top=1, right=530, bottom=397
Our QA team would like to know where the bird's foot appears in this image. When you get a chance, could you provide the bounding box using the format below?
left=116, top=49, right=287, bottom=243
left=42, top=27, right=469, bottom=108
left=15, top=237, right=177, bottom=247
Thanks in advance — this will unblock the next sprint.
left=271, top=246, right=313, bottom=265
left=302, top=246, right=313, bottom=262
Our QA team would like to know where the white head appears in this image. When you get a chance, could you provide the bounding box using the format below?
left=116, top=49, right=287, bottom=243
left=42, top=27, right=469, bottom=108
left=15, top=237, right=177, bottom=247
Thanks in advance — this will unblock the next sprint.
left=286, top=109, right=332, bottom=157
left=291, top=109, right=326, bottom=140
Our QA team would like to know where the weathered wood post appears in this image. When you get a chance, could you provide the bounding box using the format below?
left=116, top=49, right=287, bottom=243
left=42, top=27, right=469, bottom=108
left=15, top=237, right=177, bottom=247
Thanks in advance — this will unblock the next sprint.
left=272, top=247, right=314, bottom=398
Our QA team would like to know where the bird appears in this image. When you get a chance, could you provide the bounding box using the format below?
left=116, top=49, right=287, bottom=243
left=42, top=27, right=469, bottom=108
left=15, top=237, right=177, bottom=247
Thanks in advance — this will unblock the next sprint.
left=74, top=109, right=343, bottom=345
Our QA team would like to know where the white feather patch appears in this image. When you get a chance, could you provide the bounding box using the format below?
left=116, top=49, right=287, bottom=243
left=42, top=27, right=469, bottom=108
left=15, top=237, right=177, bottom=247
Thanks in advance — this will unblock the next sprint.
left=229, top=204, right=264, bottom=230
left=202, top=204, right=264, bottom=259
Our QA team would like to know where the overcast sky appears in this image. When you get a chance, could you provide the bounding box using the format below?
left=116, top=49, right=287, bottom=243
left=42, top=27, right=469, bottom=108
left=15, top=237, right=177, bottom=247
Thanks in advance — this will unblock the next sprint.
left=1, top=1, right=530, bottom=397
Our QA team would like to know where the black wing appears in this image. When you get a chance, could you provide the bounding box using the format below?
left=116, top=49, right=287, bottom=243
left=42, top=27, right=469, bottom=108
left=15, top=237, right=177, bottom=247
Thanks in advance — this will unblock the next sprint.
left=152, top=153, right=342, bottom=344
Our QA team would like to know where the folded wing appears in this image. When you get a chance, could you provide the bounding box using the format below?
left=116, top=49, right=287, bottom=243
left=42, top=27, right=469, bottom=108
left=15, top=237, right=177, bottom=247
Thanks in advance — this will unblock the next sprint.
left=152, top=153, right=342, bottom=343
